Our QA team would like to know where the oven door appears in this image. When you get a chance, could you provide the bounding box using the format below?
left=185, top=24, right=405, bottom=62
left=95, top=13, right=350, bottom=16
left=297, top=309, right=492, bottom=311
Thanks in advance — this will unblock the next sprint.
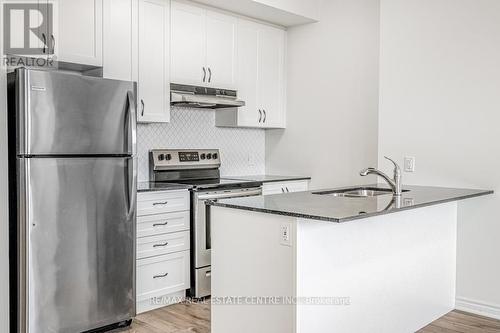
left=193, top=187, right=262, bottom=269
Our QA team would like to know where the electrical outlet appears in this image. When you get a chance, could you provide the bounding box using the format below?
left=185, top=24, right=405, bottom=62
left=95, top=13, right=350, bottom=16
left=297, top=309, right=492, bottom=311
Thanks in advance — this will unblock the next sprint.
left=404, top=156, right=415, bottom=172
left=280, top=223, right=291, bottom=246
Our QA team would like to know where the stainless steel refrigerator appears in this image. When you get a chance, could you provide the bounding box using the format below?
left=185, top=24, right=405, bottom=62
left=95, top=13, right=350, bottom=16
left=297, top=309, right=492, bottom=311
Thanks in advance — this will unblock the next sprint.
left=7, top=68, right=137, bottom=333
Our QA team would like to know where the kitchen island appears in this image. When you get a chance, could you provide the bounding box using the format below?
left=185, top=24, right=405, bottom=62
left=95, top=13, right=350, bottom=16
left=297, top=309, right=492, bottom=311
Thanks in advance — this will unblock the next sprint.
left=208, top=185, right=492, bottom=333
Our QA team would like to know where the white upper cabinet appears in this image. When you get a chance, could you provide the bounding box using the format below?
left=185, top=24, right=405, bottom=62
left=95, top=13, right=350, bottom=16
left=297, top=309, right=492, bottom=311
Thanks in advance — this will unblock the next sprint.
left=102, top=0, right=169, bottom=123
left=216, top=19, right=286, bottom=129
left=205, top=11, right=237, bottom=88
left=170, top=0, right=237, bottom=89
left=233, top=19, right=260, bottom=127
left=257, top=24, right=285, bottom=128
left=51, top=0, right=103, bottom=66
left=103, top=0, right=137, bottom=81
left=170, top=1, right=206, bottom=86
left=137, top=0, right=170, bottom=123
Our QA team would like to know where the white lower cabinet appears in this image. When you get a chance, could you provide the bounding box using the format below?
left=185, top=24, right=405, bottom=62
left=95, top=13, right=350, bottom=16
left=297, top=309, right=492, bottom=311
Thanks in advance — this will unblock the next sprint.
left=262, top=180, right=309, bottom=195
left=136, top=190, right=190, bottom=314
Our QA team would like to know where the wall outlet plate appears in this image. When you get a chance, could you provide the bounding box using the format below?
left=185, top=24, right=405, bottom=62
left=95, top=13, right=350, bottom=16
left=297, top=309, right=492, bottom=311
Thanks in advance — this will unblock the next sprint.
left=280, top=223, right=292, bottom=246
left=404, top=156, right=415, bottom=172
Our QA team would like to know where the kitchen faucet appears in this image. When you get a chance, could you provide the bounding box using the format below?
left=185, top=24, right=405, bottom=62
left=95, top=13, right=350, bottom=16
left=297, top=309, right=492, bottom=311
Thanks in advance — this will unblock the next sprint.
left=360, top=156, right=402, bottom=196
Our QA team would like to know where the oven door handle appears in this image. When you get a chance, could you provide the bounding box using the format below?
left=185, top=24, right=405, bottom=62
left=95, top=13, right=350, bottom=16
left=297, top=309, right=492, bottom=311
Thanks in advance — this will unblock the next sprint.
left=197, top=188, right=262, bottom=200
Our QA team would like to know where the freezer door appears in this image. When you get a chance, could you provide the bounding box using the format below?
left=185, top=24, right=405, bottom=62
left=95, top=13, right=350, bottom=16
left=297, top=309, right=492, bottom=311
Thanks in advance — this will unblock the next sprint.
left=19, top=157, right=136, bottom=333
left=15, top=68, right=136, bottom=156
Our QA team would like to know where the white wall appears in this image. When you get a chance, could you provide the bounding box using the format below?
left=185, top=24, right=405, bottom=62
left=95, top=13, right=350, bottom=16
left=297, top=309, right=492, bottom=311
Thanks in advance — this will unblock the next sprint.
left=266, top=0, right=380, bottom=190
left=379, top=0, right=500, bottom=316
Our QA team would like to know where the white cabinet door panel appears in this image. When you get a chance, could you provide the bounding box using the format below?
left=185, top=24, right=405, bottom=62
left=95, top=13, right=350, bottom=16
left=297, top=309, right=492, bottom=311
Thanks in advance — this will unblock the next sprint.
left=103, top=0, right=136, bottom=81
left=170, top=1, right=206, bottom=85
left=259, top=26, right=285, bottom=128
left=137, top=0, right=170, bottom=123
left=205, top=10, right=236, bottom=89
left=53, top=0, right=103, bottom=66
left=235, top=19, right=260, bottom=126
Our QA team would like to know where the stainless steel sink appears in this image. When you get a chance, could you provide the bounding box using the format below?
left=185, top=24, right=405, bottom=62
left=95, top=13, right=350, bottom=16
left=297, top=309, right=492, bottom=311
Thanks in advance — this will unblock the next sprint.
left=313, top=187, right=408, bottom=198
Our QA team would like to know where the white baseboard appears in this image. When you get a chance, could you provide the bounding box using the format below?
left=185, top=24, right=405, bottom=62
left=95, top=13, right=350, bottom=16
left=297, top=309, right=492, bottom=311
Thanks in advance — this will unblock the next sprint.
left=455, top=297, right=500, bottom=320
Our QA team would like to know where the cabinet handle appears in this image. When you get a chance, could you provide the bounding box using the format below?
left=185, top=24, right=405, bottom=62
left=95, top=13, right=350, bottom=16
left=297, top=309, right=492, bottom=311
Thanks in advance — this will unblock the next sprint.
left=208, top=67, right=212, bottom=83
left=51, top=34, right=55, bottom=54
left=152, top=201, right=168, bottom=206
left=258, top=109, right=262, bottom=123
left=263, top=110, right=267, bottom=123
left=140, top=99, right=145, bottom=116
left=286, top=187, right=290, bottom=192
left=153, top=221, right=169, bottom=227
left=281, top=187, right=285, bottom=193
left=202, top=67, right=206, bottom=82
left=153, top=241, right=169, bottom=248
left=153, top=272, right=169, bottom=279
left=42, top=33, right=46, bottom=53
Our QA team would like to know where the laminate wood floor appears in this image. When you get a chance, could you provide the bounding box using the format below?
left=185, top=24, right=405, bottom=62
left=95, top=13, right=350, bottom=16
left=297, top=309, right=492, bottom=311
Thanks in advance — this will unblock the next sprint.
left=113, top=302, right=500, bottom=333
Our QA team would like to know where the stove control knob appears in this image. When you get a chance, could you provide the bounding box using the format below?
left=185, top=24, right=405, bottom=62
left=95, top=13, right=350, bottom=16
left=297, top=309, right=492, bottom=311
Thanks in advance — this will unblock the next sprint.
left=165, top=154, right=172, bottom=161
left=206, top=153, right=212, bottom=160
left=200, top=153, right=206, bottom=160
left=212, top=153, right=218, bottom=159
left=158, top=154, right=165, bottom=161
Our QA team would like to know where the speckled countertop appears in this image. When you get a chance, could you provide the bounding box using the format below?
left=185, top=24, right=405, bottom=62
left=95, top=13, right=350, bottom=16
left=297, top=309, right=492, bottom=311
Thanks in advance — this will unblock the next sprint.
left=208, top=184, right=493, bottom=223
left=138, top=181, right=192, bottom=192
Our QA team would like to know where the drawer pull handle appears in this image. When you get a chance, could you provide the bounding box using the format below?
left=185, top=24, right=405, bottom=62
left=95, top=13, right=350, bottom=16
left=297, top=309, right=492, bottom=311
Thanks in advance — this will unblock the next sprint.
left=153, top=272, right=169, bottom=279
left=206, top=271, right=211, bottom=277
left=152, top=201, right=168, bottom=206
left=153, top=242, right=169, bottom=248
left=153, top=221, right=169, bottom=227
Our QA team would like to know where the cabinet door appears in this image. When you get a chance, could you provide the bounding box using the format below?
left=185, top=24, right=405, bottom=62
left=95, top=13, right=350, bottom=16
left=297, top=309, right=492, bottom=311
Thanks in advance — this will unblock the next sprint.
left=258, top=25, right=285, bottom=128
left=170, top=1, right=206, bottom=86
left=137, top=0, right=170, bottom=123
left=103, top=0, right=137, bottom=81
left=235, top=20, right=260, bottom=127
left=52, top=0, right=103, bottom=66
left=205, top=10, right=236, bottom=89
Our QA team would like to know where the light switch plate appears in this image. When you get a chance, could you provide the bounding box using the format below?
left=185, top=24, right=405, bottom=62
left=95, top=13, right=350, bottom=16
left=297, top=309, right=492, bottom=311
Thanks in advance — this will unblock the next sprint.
left=404, top=156, right=415, bottom=172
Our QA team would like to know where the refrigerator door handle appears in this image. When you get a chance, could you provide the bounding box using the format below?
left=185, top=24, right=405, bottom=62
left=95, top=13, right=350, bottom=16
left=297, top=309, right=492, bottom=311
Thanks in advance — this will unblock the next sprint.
left=126, top=157, right=137, bottom=219
left=126, top=91, right=137, bottom=156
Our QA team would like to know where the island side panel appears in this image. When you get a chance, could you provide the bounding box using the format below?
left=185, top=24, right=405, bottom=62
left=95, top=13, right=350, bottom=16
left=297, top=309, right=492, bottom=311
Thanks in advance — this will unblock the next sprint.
left=211, top=207, right=297, bottom=333
left=296, top=203, right=458, bottom=333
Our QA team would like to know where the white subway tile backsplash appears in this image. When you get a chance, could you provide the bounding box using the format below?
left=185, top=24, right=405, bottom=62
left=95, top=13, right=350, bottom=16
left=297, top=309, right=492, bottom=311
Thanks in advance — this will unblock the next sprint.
left=137, top=107, right=265, bottom=181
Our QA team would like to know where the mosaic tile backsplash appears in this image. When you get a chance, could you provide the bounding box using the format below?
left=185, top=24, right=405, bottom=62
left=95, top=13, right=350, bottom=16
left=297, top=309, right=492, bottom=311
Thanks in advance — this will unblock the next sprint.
left=137, top=107, right=265, bottom=181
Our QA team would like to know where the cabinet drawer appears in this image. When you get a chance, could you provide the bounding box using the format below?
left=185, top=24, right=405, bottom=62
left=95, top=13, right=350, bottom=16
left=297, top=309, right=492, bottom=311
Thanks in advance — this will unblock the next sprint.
left=137, top=231, right=190, bottom=259
left=137, top=251, right=190, bottom=302
left=138, top=190, right=189, bottom=216
left=137, top=211, right=190, bottom=238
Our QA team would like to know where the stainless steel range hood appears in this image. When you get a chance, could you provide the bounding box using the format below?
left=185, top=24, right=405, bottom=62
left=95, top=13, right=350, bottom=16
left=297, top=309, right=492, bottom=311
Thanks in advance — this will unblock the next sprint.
left=170, top=83, right=245, bottom=109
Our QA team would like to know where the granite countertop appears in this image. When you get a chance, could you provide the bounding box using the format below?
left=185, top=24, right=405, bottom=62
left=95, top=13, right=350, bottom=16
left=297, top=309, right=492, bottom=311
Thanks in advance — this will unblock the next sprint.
left=225, top=175, right=311, bottom=183
left=138, top=181, right=192, bottom=193
left=208, top=184, right=493, bottom=223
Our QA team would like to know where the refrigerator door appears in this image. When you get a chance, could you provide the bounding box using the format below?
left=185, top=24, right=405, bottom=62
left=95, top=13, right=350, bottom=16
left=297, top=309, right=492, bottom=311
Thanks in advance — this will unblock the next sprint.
left=15, top=68, right=136, bottom=156
left=19, top=156, right=136, bottom=333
